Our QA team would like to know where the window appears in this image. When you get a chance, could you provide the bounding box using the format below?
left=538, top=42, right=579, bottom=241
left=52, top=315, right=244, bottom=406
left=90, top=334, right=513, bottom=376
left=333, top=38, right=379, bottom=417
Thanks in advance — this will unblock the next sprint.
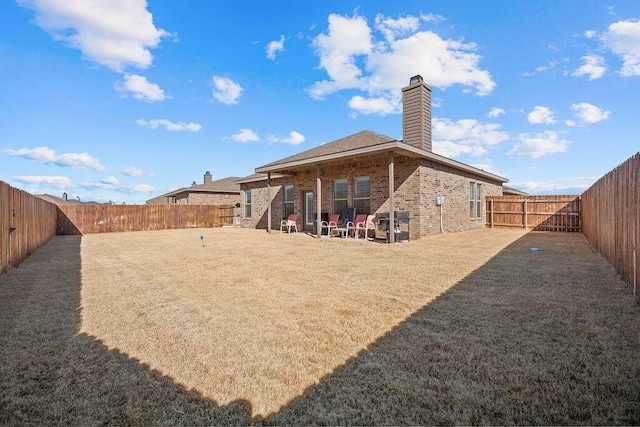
left=470, top=182, right=482, bottom=219
left=283, top=185, right=294, bottom=217
left=353, top=176, right=370, bottom=215
left=476, top=183, right=482, bottom=219
left=244, top=189, right=252, bottom=218
left=333, top=179, right=348, bottom=214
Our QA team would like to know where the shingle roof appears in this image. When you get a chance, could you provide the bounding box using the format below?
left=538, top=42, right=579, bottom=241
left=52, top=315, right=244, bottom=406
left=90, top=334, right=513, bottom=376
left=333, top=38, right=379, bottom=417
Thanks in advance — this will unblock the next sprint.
left=190, top=176, right=241, bottom=192
left=258, top=130, right=396, bottom=169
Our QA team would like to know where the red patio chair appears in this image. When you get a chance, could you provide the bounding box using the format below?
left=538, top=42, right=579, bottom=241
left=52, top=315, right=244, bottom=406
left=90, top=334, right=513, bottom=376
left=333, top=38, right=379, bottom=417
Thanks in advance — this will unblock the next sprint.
left=355, top=214, right=376, bottom=241
left=320, top=214, right=340, bottom=237
left=280, top=213, right=298, bottom=233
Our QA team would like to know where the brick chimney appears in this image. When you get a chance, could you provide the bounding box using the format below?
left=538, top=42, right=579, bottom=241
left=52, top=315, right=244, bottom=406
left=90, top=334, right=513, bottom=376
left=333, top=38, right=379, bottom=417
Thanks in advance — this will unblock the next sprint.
left=402, top=75, right=432, bottom=152
left=204, top=171, right=212, bottom=184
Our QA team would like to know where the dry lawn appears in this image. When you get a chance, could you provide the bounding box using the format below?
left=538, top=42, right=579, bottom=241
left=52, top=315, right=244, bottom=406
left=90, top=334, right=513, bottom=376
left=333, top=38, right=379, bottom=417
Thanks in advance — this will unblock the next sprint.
left=0, top=227, right=639, bottom=425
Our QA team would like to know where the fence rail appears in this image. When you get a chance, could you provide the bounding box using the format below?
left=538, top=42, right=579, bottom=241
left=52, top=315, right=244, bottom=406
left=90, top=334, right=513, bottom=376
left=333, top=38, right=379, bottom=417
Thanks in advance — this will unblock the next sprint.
left=582, top=152, right=639, bottom=295
left=486, top=195, right=581, bottom=232
left=1, top=181, right=58, bottom=274
left=57, top=204, right=236, bottom=234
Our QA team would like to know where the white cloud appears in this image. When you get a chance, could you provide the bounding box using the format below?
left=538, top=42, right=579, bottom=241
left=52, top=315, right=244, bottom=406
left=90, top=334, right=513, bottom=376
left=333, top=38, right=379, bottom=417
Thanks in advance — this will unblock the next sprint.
left=527, top=106, right=556, bottom=124
left=308, top=14, right=372, bottom=99
left=420, top=13, right=446, bottom=24
left=115, top=74, right=165, bottom=102
left=433, top=118, right=509, bottom=146
left=4, top=146, right=106, bottom=171
left=136, top=119, right=201, bottom=131
left=18, top=0, right=169, bottom=71
left=601, top=19, right=640, bottom=76
left=308, top=12, right=495, bottom=113
left=510, top=176, right=599, bottom=194
left=210, top=76, right=243, bottom=105
left=374, top=14, right=420, bottom=43
left=487, top=107, right=505, bottom=118
left=508, top=131, right=569, bottom=158
left=230, top=128, right=259, bottom=143
left=102, top=176, right=119, bottom=185
left=470, top=161, right=503, bottom=176
left=13, top=175, right=74, bottom=189
left=570, top=102, right=611, bottom=123
left=115, top=184, right=154, bottom=194
left=572, top=55, right=606, bottom=80
left=268, top=131, right=305, bottom=145
left=82, top=181, right=155, bottom=194
left=432, top=141, right=487, bottom=158
left=266, top=35, right=285, bottom=60
left=122, top=166, right=147, bottom=177
left=348, top=95, right=399, bottom=115
left=585, top=30, right=597, bottom=39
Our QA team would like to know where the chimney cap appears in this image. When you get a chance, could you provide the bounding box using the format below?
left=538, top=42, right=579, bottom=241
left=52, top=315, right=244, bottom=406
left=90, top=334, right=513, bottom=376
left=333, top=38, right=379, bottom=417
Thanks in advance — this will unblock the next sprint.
left=409, top=75, right=424, bottom=85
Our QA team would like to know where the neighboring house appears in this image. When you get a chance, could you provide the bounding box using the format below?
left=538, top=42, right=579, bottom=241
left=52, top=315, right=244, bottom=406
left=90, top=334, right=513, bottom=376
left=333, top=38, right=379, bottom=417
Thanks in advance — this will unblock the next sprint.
left=502, top=185, right=529, bottom=196
left=238, top=75, right=509, bottom=241
left=36, top=193, right=101, bottom=205
left=146, top=171, right=241, bottom=206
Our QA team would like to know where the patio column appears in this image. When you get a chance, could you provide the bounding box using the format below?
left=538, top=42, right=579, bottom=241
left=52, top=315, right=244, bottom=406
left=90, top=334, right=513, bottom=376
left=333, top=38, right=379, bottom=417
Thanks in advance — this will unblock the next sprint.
left=267, top=172, right=271, bottom=233
left=316, top=165, right=321, bottom=238
left=388, top=151, right=395, bottom=243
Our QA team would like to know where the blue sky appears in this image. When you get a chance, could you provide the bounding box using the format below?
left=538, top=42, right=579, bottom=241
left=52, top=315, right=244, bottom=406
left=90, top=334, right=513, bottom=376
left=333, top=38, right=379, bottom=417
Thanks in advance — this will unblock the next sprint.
left=1, top=1, right=639, bottom=204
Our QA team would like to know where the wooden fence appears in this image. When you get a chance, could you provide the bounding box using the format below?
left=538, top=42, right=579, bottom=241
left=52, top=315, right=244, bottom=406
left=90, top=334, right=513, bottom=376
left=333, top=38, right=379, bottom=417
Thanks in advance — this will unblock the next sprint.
left=1, top=181, right=58, bottom=275
left=486, top=195, right=582, bottom=232
left=57, top=204, right=235, bottom=234
left=582, top=152, right=639, bottom=295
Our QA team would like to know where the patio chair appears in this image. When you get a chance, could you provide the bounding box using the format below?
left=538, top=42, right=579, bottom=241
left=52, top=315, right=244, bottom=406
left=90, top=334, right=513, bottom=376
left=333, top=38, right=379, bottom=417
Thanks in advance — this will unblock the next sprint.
left=340, top=207, right=356, bottom=229
left=320, top=214, right=340, bottom=237
left=348, top=214, right=367, bottom=238
left=355, top=214, right=376, bottom=241
left=280, top=213, right=298, bottom=234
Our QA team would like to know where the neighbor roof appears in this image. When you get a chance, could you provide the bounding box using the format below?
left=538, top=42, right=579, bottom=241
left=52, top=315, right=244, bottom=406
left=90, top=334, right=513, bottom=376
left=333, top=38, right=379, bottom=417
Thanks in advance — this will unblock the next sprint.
left=146, top=176, right=241, bottom=202
left=254, top=129, right=508, bottom=183
left=36, top=194, right=101, bottom=205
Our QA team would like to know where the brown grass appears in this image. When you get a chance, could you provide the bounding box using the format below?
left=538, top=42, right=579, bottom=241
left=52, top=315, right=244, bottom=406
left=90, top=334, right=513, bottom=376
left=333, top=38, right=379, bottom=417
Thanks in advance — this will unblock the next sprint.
left=1, top=228, right=639, bottom=425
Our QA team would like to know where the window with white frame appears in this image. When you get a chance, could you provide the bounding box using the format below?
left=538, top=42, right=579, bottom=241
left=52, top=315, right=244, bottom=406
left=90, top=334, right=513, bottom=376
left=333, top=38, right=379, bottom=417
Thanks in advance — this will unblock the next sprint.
left=470, top=182, right=482, bottom=219
left=283, top=185, right=294, bottom=218
left=476, top=183, right=482, bottom=219
left=333, top=179, right=348, bottom=214
left=244, top=189, right=252, bottom=218
left=353, top=176, right=370, bottom=215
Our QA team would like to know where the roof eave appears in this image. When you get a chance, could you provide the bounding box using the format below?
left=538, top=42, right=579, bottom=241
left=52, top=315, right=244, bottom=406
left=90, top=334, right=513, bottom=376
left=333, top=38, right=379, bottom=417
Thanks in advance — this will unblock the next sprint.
left=255, top=141, right=508, bottom=183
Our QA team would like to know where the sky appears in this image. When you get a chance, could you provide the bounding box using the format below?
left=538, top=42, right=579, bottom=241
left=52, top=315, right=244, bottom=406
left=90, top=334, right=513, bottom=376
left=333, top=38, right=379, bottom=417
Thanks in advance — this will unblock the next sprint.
left=1, top=1, right=639, bottom=204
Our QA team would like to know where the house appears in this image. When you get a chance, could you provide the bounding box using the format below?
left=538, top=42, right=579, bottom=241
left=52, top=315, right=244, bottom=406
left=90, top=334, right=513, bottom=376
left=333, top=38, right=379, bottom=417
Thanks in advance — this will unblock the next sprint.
left=36, top=193, right=102, bottom=205
left=238, top=76, right=508, bottom=241
left=502, top=185, right=529, bottom=196
left=146, top=171, right=241, bottom=206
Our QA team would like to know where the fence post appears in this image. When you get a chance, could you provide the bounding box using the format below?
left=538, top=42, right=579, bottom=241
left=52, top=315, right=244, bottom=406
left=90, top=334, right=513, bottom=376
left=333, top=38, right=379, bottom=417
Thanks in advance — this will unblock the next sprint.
left=524, top=199, right=528, bottom=230
left=490, top=199, right=494, bottom=229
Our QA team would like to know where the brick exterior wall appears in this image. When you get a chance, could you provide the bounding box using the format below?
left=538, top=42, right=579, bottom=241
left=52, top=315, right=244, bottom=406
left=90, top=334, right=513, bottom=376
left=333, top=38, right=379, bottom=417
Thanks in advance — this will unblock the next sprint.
left=240, top=154, right=503, bottom=239
left=188, top=192, right=239, bottom=205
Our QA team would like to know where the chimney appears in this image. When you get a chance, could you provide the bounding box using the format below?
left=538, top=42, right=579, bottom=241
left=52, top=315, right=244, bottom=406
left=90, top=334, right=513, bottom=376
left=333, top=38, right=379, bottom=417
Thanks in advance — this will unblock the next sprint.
left=62, top=192, right=67, bottom=201
left=402, top=75, right=432, bottom=152
left=204, top=171, right=212, bottom=184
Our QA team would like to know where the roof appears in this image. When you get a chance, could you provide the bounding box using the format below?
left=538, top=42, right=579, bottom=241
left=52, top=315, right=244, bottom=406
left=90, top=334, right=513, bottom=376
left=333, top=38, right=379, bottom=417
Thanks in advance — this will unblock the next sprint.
left=258, top=130, right=395, bottom=169
left=234, top=173, right=284, bottom=184
left=146, top=176, right=242, bottom=201
left=255, top=129, right=508, bottom=183
left=36, top=194, right=101, bottom=205
left=502, top=185, right=529, bottom=196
